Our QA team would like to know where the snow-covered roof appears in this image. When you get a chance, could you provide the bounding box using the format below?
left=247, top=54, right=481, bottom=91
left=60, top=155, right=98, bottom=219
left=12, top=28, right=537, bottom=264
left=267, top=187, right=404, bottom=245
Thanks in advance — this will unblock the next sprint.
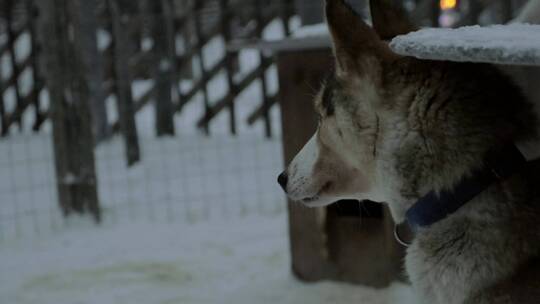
left=243, top=23, right=540, bottom=67
left=390, top=24, right=540, bottom=66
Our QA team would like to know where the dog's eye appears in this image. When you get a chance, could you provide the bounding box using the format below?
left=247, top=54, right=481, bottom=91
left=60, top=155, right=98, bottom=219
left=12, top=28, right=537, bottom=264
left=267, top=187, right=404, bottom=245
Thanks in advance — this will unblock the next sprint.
left=355, top=121, right=370, bottom=131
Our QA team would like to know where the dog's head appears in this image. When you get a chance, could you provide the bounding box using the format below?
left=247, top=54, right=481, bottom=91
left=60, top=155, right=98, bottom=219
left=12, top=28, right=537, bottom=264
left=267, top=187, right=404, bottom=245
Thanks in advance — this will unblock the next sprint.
left=278, top=0, right=536, bottom=222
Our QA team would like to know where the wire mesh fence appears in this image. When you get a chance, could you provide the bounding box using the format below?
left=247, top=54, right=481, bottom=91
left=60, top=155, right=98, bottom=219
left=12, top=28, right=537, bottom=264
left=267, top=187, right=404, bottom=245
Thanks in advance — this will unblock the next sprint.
left=0, top=132, right=284, bottom=242
left=0, top=0, right=292, bottom=242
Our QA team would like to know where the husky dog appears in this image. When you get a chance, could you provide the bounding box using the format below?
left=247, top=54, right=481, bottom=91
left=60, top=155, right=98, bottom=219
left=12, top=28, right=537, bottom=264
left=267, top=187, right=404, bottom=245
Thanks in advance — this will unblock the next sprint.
left=277, top=0, right=540, bottom=303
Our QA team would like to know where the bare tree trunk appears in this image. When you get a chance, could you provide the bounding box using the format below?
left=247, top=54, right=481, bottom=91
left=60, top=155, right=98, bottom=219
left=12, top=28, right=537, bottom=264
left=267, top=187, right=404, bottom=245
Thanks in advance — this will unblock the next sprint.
left=71, top=0, right=111, bottom=142
left=37, top=0, right=101, bottom=222
left=109, top=0, right=141, bottom=166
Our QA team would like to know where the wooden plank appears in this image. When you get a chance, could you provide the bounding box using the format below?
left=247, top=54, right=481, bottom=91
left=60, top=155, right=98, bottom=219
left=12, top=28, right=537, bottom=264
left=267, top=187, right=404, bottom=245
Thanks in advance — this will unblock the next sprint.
left=174, top=3, right=283, bottom=116
left=196, top=59, right=273, bottom=128
left=3, top=82, right=44, bottom=131
left=0, top=23, right=26, bottom=56
left=0, top=56, right=32, bottom=94
left=177, top=56, right=227, bottom=112
left=246, top=94, right=277, bottom=125
left=227, top=36, right=332, bottom=53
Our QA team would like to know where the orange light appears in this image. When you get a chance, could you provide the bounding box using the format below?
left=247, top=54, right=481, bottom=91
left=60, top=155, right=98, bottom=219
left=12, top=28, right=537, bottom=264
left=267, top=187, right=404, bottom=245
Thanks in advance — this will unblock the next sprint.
left=440, top=0, right=457, bottom=10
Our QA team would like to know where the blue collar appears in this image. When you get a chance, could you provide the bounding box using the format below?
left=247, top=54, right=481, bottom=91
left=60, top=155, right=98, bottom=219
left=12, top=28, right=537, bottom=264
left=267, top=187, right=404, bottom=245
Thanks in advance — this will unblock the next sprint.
left=405, top=145, right=527, bottom=230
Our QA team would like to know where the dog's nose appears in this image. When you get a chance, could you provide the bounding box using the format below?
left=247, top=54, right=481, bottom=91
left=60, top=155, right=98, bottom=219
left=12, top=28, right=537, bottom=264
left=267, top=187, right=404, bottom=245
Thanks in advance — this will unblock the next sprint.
left=277, top=172, right=288, bottom=192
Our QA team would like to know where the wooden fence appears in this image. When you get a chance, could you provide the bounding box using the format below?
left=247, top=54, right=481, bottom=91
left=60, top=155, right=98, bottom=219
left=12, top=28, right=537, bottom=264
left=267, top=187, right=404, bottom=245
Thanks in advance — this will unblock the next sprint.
left=0, top=0, right=295, bottom=220
left=0, top=0, right=294, bottom=140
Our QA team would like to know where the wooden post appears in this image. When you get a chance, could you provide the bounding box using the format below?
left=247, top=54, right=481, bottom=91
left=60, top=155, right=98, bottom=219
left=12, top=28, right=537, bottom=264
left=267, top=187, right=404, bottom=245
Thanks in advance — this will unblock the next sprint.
left=219, top=0, right=237, bottom=135
left=109, top=0, right=141, bottom=166
left=193, top=1, right=211, bottom=135
left=277, top=47, right=404, bottom=286
left=4, top=0, right=23, bottom=130
left=70, top=0, right=111, bottom=142
left=254, top=0, right=272, bottom=138
left=149, top=0, right=176, bottom=137
left=25, top=0, right=46, bottom=132
left=37, top=0, right=101, bottom=222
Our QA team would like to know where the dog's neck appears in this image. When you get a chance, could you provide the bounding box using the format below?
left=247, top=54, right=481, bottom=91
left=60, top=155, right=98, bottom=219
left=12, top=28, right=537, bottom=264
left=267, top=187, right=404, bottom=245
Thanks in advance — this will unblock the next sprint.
left=405, top=144, right=527, bottom=230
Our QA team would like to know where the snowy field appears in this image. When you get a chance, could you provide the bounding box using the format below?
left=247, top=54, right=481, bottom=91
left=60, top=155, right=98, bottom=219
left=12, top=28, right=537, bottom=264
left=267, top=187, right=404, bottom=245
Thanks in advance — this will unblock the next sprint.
left=0, top=213, right=416, bottom=304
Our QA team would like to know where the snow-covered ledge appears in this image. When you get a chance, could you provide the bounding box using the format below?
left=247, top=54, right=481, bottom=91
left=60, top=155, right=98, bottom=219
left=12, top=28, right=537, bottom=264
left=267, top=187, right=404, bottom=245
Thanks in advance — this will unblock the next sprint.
left=234, top=23, right=540, bottom=67
left=390, top=24, right=540, bottom=66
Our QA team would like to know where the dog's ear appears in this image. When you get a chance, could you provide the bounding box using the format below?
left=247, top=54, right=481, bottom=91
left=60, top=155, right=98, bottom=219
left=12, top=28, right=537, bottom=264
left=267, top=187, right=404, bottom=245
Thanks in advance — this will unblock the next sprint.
left=369, top=0, right=417, bottom=40
left=325, top=0, right=394, bottom=77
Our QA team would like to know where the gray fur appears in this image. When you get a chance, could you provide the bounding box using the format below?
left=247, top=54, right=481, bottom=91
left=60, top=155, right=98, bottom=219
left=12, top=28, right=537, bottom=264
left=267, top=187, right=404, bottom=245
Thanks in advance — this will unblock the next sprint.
left=350, top=9, right=540, bottom=304
left=281, top=1, right=540, bottom=303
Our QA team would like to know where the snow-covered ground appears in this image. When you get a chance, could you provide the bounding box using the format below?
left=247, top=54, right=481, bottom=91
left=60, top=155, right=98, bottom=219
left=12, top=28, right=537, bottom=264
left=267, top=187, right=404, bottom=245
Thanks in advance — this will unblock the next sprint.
left=0, top=213, right=416, bottom=304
